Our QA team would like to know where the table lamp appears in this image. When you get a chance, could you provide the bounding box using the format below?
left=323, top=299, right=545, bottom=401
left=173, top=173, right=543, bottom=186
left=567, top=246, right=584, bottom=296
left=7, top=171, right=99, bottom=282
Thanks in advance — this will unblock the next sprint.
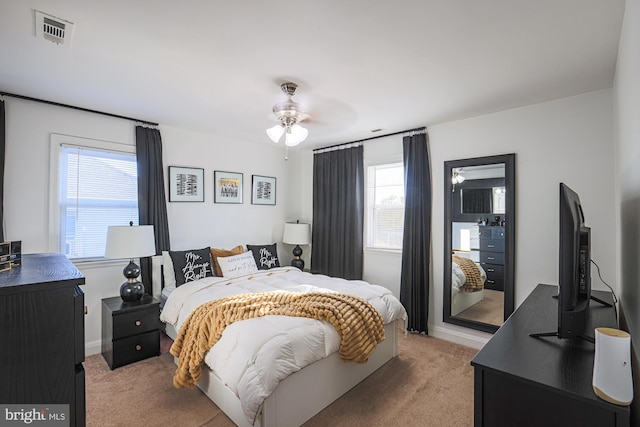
left=282, top=221, right=310, bottom=270
left=105, top=222, right=156, bottom=302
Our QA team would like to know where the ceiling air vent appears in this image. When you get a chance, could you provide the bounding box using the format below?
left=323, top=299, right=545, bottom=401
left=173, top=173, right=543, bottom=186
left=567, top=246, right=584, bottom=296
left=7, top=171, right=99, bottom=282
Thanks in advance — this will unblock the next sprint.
left=34, top=10, right=75, bottom=47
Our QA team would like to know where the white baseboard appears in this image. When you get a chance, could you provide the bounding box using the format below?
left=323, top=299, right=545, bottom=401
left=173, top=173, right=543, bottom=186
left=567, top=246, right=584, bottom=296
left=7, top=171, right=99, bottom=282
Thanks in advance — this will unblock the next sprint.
left=85, top=339, right=102, bottom=357
left=429, top=324, right=491, bottom=349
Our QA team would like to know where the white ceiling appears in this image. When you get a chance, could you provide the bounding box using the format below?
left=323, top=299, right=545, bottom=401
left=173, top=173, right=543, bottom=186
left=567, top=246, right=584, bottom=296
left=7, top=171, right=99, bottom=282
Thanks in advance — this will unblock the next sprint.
left=0, top=1, right=626, bottom=149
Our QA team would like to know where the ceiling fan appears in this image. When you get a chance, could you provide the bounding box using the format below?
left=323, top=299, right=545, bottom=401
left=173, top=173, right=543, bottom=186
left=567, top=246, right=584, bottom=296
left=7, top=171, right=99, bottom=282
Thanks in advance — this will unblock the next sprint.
left=266, top=82, right=310, bottom=147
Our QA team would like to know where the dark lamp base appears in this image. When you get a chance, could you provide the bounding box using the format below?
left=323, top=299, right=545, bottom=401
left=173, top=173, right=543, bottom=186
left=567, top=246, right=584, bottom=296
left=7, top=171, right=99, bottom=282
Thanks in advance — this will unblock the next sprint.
left=120, top=259, right=144, bottom=302
left=120, top=281, right=144, bottom=302
left=123, top=260, right=141, bottom=280
left=291, top=258, right=305, bottom=270
left=291, top=245, right=305, bottom=270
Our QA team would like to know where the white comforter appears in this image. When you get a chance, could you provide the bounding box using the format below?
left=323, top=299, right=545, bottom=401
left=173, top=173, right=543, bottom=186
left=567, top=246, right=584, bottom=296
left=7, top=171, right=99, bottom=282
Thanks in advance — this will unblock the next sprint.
left=160, top=267, right=407, bottom=425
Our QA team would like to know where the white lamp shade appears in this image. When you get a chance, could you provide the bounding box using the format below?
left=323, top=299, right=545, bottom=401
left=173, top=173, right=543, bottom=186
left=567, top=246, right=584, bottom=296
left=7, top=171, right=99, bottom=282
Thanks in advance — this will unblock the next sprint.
left=282, top=222, right=310, bottom=245
left=266, top=125, right=285, bottom=143
left=285, top=124, right=308, bottom=147
left=105, top=225, right=156, bottom=259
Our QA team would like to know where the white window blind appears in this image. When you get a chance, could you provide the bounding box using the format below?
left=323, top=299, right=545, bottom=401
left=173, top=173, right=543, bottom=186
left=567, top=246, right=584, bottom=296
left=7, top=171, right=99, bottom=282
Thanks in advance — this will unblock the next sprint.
left=58, top=145, right=139, bottom=259
left=367, top=163, right=405, bottom=250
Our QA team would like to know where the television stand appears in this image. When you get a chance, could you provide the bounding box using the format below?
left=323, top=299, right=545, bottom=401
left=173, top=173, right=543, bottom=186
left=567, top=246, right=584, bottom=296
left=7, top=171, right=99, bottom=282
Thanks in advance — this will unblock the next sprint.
left=549, top=292, right=613, bottom=307
left=529, top=330, right=595, bottom=343
left=529, top=292, right=614, bottom=342
left=471, top=284, right=629, bottom=427
left=590, top=294, right=613, bottom=307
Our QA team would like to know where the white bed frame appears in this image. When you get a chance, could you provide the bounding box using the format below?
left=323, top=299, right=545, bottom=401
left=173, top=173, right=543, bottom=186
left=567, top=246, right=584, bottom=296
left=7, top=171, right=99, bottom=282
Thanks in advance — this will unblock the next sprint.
left=151, top=255, right=401, bottom=427
left=451, top=288, right=484, bottom=316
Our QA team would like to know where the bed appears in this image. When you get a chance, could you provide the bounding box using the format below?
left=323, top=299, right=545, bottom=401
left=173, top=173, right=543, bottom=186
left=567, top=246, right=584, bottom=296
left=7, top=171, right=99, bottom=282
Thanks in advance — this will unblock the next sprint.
left=151, top=253, right=407, bottom=427
left=451, top=255, right=487, bottom=316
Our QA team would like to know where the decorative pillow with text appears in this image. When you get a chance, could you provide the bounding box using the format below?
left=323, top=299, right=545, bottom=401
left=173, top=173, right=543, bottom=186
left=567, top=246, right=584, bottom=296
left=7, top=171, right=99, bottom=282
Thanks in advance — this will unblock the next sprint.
left=246, top=244, right=280, bottom=270
left=210, top=245, right=245, bottom=276
left=169, top=247, right=213, bottom=286
left=217, top=251, right=258, bottom=278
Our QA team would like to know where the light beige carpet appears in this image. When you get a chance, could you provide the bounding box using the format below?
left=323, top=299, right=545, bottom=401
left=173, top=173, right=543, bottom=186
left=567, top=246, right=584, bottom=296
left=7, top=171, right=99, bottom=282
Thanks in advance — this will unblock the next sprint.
left=86, top=332, right=478, bottom=427
left=456, top=289, right=504, bottom=326
left=85, top=351, right=233, bottom=427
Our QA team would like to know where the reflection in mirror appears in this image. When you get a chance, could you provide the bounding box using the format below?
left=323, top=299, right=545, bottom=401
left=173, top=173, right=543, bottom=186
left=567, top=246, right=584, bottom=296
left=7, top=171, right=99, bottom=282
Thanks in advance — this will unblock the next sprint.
left=444, top=154, right=515, bottom=334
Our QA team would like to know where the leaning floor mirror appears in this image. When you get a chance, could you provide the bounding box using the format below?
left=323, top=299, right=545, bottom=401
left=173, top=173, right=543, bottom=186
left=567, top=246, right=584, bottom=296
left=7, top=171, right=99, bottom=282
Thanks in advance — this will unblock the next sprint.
left=443, top=153, right=515, bottom=334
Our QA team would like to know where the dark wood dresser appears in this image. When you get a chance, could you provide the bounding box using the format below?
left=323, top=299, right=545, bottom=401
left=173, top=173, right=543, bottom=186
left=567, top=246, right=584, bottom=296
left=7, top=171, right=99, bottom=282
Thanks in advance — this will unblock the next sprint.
left=0, top=253, right=86, bottom=426
left=472, top=283, right=629, bottom=427
left=478, top=226, right=505, bottom=291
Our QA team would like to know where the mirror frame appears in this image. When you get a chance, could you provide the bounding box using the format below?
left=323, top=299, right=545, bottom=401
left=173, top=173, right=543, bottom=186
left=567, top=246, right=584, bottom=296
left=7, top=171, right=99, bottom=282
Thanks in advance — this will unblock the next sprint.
left=443, top=153, right=515, bottom=334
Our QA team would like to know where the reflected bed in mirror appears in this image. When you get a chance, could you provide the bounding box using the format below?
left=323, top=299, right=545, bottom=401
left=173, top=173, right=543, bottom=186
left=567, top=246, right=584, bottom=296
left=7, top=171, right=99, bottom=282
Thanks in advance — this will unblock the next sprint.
left=444, top=154, right=515, bottom=334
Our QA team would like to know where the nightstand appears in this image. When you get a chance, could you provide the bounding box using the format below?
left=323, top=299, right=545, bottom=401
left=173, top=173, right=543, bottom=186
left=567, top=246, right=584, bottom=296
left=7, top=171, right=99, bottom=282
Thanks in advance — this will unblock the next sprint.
left=101, top=295, right=160, bottom=369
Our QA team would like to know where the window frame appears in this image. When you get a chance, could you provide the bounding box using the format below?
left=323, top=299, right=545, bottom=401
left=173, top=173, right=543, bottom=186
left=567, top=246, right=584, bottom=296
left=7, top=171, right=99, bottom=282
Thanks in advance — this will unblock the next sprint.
left=364, top=160, right=405, bottom=252
left=48, top=133, right=137, bottom=263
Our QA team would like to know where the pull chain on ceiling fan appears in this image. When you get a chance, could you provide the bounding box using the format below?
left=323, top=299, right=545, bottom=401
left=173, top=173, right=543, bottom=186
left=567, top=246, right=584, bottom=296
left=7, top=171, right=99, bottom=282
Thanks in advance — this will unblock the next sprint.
left=266, top=82, right=310, bottom=147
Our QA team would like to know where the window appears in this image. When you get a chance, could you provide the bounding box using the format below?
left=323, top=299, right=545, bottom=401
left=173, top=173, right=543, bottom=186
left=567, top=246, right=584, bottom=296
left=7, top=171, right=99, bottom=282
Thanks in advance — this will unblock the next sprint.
left=366, top=163, right=405, bottom=250
left=493, top=186, right=506, bottom=214
left=56, top=140, right=138, bottom=260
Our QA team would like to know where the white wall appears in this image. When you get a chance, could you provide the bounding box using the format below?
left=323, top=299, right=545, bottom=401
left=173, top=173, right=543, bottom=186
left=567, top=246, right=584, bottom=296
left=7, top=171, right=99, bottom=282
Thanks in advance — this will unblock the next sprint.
left=299, top=89, right=616, bottom=348
left=616, top=0, right=640, bottom=337
left=160, top=125, right=293, bottom=250
left=3, top=98, right=296, bottom=355
left=613, top=0, right=640, bottom=421
left=430, top=89, right=615, bottom=345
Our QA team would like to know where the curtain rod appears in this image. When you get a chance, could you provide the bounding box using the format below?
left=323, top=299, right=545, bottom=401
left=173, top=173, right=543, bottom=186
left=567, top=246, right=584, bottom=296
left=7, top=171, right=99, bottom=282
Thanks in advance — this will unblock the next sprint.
left=312, top=126, right=426, bottom=152
left=0, top=91, right=159, bottom=127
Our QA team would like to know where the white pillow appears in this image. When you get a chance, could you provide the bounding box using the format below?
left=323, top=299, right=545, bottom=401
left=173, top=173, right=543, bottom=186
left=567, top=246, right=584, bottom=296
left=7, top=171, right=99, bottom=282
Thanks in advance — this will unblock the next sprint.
left=217, top=251, right=258, bottom=278
left=162, top=251, right=176, bottom=288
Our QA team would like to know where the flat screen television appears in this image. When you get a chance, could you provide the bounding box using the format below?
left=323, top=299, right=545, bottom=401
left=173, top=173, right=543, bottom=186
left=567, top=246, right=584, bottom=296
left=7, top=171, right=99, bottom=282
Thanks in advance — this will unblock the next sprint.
left=531, top=183, right=596, bottom=342
left=557, top=183, right=592, bottom=340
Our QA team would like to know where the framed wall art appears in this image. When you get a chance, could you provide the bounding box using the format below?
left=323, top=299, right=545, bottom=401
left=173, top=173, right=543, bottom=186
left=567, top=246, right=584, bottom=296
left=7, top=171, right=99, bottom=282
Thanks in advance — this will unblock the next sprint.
left=251, top=175, right=276, bottom=205
left=214, top=171, right=243, bottom=204
left=168, top=166, right=205, bottom=202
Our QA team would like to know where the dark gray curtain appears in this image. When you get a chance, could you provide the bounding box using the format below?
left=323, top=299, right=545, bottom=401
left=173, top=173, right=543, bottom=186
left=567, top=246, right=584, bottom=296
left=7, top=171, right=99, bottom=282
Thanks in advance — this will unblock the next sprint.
left=0, top=100, right=5, bottom=242
left=400, top=131, right=431, bottom=333
left=463, top=188, right=492, bottom=213
left=312, top=146, right=364, bottom=280
left=136, top=126, right=170, bottom=295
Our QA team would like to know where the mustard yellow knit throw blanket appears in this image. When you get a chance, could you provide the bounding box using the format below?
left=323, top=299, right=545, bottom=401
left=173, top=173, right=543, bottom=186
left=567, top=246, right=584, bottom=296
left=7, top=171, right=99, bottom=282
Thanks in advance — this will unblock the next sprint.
left=170, top=291, right=386, bottom=388
left=452, top=255, right=484, bottom=292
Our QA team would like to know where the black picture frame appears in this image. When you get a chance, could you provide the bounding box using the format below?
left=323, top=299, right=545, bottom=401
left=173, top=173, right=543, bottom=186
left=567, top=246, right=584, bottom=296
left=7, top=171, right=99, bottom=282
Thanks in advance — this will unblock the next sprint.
left=251, top=175, right=276, bottom=205
left=168, top=166, right=205, bottom=202
left=214, top=171, right=243, bottom=204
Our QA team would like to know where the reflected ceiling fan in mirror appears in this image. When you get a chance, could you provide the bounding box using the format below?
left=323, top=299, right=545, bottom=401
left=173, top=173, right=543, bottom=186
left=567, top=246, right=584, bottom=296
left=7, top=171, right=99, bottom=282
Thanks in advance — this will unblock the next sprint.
left=452, top=168, right=466, bottom=191
left=452, top=168, right=466, bottom=183
left=266, top=82, right=310, bottom=147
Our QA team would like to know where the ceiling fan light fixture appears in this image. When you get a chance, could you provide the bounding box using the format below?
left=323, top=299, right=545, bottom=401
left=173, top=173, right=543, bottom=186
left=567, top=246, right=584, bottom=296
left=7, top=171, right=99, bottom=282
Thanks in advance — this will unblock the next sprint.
left=267, top=124, right=285, bottom=143
left=285, top=124, right=308, bottom=146
left=452, top=169, right=466, bottom=184
left=267, top=82, right=310, bottom=146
